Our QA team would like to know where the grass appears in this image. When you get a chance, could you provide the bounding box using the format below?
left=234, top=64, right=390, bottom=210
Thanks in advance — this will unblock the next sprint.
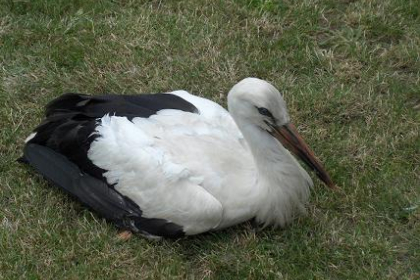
left=0, top=0, right=419, bottom=279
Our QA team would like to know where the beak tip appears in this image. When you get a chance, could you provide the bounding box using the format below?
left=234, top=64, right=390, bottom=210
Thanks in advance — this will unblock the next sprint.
left=327, top=182, right=340, bottom=191
left=322, top=175, right=339, bottom=191
left=274, top=123, right=338, bottom=192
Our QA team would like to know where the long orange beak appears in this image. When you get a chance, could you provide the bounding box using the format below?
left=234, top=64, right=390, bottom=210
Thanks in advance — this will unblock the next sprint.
left=271, top=123, right=337, bottom=189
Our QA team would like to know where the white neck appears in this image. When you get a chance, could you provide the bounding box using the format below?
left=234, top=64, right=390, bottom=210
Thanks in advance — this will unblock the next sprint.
left=233, top=117, right=313, bottom=227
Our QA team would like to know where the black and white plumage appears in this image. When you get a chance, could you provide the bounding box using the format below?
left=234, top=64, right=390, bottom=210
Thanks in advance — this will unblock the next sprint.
left=22, top=78, right=335, bottom=239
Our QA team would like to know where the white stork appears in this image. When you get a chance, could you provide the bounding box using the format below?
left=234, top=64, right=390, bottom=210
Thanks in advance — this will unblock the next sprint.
left=22, top=77, right=335, bottom=239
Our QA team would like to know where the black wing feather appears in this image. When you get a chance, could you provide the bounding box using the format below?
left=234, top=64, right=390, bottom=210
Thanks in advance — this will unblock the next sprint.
left=46, top=92, right=198, bottom=119
left=24, top=144, right=184, bottom=238
left=21, top=92, right=198, bottom=238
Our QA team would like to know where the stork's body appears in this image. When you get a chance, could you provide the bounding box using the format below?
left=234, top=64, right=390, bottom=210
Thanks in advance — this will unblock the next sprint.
left=22, top=78, right=334, bottom=238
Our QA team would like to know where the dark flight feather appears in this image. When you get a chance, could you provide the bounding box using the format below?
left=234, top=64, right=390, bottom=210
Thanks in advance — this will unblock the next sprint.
left=24, top=144, right=184, bottom=238
left=21, top=92, right=199, bottom=238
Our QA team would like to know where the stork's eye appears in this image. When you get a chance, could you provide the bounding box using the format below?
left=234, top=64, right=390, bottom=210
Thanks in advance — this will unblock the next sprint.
left=257, top=107, right=273, bottom=118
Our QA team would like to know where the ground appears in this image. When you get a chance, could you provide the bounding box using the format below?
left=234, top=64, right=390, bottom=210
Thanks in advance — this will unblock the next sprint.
left=0, top=0, right=419, bottom=279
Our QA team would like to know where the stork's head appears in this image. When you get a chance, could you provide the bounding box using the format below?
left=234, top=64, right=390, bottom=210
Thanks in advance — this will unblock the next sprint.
left=228, top=77, right=336, bottom=189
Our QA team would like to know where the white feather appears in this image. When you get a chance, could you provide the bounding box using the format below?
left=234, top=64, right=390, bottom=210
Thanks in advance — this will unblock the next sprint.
left=24, top=132, right=37, bottom=143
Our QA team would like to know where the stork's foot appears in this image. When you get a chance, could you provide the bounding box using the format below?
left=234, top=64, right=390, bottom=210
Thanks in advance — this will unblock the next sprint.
left=117, top=230, right=133, bottom=241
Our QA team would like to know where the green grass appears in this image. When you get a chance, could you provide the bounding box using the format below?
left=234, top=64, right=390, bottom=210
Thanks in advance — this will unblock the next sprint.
left=1, top=0, right=419, bottom=279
